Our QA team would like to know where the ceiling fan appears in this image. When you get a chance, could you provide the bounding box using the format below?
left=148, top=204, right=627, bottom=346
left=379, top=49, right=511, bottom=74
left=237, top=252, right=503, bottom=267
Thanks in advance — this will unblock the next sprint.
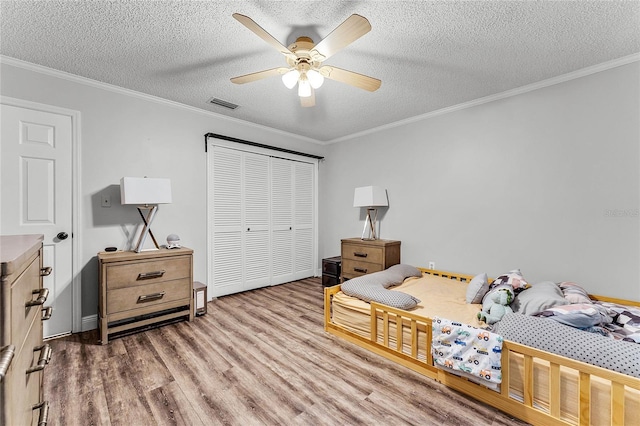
left=230, top=13, right=381, bottom=107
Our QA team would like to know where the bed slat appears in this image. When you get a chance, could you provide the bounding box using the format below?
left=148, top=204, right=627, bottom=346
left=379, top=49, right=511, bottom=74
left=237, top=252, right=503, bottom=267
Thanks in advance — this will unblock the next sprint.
left=550, top=363, right=561, bottom=418
left=524, top=355, right=534, bottom=407
left=611, top=382, right=624, bottom=425
left=579, top=372, right=590, bottom=426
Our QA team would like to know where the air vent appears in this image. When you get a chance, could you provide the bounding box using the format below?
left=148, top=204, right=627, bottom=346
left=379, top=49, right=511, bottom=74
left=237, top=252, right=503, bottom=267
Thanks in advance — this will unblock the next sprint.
left=208, top=97, right=239, bottom=110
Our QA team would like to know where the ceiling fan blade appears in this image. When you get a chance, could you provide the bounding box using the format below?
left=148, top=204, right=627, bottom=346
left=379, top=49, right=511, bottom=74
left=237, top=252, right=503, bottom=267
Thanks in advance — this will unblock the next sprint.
left=231, top=67, right=289, bottom=84
left=233, top=13, right=296, bottom=60
left=319, top=66, right=381, bottom=92
left=300, top=88, right=315, bottom=107
left=310, top=14, right=371, bottom=62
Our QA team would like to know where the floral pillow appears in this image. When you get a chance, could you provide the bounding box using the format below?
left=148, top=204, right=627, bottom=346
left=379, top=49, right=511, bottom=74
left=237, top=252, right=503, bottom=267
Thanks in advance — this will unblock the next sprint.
left=558, top=281, right=592, bottom=304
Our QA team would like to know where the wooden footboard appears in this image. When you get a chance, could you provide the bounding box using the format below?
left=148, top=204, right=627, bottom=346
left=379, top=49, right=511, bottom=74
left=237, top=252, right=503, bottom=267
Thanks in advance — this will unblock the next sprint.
left=324, top=269, right=640, bottom=426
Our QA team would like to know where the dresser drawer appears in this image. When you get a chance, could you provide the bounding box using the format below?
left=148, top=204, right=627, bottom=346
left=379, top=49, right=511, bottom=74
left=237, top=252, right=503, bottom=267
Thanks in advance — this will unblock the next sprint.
left=106, top=256, right=190, bottom=289
left=107, top=278, right=191, bottom=315
left=342, top=259, right=384, bottom=278
left=342, top=243, right=383, bottom=264
left=11, top=255, right=42, bottom=350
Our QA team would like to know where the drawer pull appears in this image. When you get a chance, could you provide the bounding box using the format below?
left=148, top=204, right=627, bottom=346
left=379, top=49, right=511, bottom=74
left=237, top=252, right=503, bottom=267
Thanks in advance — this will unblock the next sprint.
left=353, top=252, right=368, bottom=258
left=354, top=267, right=368, bottom=273
left=40, top=266, right=53, bottom=276
left=42, top=306, right=53, bottom=321
left=32, top=401, right=49, bottom=426
left=26, top=344, right=52, bottom=374
left=137, top=270, right=166, bottom=280
left=138, top=291, right=166, bottom=303
left=0, top=345, right=16, bottom=381
left=26, top=288, right=50, bottom=307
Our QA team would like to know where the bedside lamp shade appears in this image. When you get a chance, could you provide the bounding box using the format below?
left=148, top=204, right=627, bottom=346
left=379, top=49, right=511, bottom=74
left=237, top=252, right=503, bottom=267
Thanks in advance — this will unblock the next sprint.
left=120, top=177, right=172, bottom=252
left=120, top=177, right=172, bottom=205
left=353, top=186, right=388, bottom=240
left=353, top=186, right=388, bottom=208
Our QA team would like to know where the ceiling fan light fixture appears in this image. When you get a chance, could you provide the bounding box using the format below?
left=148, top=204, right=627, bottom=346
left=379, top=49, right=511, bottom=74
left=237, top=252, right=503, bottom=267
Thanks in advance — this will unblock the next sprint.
left=307, top=69, right=324, bottom=89
left=282, top=69, right=300, bottom=89
left=298, top=78, right=312, bottom=97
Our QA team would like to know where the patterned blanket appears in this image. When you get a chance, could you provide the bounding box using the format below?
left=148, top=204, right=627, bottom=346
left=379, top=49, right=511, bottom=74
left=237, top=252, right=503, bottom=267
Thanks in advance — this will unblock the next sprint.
left=432, top=317, right=503, bottom=386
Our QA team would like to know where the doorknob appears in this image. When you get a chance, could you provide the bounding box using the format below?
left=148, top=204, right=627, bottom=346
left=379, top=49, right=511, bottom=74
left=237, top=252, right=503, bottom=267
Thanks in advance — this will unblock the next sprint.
left=56, top=232, right=69, bottom=240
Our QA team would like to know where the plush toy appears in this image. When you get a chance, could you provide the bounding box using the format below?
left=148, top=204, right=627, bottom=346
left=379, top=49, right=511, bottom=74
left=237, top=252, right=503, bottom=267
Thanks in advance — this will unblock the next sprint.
left=477, top=288, right=514, bottom=325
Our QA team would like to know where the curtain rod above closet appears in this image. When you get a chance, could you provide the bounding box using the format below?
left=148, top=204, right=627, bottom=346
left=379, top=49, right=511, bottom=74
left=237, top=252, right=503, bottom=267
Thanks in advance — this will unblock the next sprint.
left=204, top=133, right=324, bottom=160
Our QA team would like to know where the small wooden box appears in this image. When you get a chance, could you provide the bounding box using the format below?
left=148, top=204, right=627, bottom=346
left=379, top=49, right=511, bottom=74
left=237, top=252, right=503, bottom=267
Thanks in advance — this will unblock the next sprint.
left=193, top=281, right=207, bottom=316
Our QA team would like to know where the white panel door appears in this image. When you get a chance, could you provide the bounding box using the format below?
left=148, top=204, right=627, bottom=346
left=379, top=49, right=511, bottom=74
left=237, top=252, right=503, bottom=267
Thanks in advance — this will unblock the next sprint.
left=1, top=104, right=73, bottom=338
left=270, top=157, right=294, bottom=285
left=293, top=161, right=315, bottom=279
left=210, top=146, right=243, bottom=297
left=243, top=152, right=270, bottom=290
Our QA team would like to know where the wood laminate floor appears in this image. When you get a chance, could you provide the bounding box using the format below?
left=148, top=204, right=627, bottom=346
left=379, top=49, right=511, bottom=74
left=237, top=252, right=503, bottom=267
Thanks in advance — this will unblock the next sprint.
left=44, top=277, right=529, bottom=425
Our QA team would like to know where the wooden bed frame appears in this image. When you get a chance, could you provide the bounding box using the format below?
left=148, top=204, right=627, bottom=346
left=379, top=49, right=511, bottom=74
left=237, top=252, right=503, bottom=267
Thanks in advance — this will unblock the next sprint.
left=324, top=268, right=640, bottom=426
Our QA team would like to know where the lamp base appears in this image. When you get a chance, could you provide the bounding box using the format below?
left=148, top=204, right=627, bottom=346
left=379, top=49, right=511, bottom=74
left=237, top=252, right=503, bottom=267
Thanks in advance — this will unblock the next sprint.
left=134, top=205, right=160, bottom=253
left=361, top=208, right=379, bottom=240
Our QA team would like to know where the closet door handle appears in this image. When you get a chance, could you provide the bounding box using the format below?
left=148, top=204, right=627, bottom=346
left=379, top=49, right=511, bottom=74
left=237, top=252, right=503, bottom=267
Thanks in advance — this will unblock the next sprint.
left=26, top=288, right=50, bottom=307
left=354, top=267, right=367, bottom=273
left=26, top=344, right=52, bottom=374
left=137, top=270, right=165, bottom=280
left=353, top=252, right=368, bottom=258
left=0, top=345, right=15, bottom=381
left=42, top=306, right=53, bottom=321
left=32, top=401, right=49, bottom=426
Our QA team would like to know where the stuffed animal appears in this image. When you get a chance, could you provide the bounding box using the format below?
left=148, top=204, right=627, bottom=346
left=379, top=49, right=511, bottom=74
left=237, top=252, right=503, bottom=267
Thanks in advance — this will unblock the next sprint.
left=477, top=288, right=514, bottom=325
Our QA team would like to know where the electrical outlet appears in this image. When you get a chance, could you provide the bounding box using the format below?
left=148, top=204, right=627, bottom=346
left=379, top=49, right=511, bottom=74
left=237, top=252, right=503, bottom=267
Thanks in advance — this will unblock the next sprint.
left=428, top=261, right=435, bottom=270
left=101, top=194, right=111, bottom=208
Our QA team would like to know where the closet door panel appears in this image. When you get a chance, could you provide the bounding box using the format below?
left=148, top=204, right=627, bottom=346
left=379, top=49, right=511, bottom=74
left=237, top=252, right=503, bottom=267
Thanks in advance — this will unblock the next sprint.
left=244, top=153, right=270, bottom=290
left=293, top=161, right=315, bottom=279
left=271, top=158, right=294, bottom=284
left=210, top=147, right=244, bottom=296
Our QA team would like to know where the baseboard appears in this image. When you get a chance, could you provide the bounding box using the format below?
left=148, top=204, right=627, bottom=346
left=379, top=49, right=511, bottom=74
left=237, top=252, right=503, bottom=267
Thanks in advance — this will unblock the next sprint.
left=81, top=314, right=98, bottom=332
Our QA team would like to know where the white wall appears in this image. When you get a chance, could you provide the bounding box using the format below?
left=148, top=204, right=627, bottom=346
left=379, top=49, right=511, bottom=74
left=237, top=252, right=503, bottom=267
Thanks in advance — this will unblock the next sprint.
left=321, top=62, right=639, bottom=299
left=0, top=61, right=325, bottom=320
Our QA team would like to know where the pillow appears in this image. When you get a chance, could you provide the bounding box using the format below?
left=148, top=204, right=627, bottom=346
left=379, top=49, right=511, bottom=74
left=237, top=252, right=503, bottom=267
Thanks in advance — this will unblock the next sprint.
left=538, top=303, right=602, bottom=328
left=511, top=281, right=568, bottom=315
left=558, top=281, right=592, bottom=304
left=489, top=269, right=530, bottom=294
left=386, top=264, right=423, bottom=283
left=465, top=273, right=489, bottom=304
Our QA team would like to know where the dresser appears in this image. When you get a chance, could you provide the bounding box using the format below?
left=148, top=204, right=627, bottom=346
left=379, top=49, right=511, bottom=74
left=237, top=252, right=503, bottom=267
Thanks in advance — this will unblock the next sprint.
left=341, top=238, right=401, bottom=281
left=1, top=234, right=51, bottom=426
left=98, top=247, right=194, bottom=344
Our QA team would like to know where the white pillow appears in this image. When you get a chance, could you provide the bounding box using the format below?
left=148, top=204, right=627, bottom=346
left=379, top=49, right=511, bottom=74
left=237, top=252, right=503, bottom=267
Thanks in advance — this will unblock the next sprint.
left=466, top=273, right=489, bottom=304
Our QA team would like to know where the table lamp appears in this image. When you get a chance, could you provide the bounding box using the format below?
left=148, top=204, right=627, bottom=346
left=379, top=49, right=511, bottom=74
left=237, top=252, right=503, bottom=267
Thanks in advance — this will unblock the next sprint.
left=120, top=177, right=172, bottom=252
left=353, top=186, right=388, bottom=240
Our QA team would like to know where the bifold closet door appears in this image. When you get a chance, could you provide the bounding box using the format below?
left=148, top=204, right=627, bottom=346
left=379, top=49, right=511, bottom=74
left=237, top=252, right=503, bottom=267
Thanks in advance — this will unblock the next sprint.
left=209, top=145, right=315, bottom=298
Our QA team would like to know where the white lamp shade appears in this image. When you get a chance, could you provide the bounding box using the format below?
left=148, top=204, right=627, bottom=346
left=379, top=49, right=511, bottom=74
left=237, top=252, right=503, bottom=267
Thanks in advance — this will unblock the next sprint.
left=307, top=69, right=324, bottom=89
left=281, top=69, right=300, bottom=89
left=120, top=177, right=172, bottom=205
left=298, top=78, right=312, bottom=97
left=353, top=186, right=388, bottom=207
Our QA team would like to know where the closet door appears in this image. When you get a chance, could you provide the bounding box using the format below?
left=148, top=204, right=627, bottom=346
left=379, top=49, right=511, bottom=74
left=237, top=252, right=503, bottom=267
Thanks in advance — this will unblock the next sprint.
left=293, top=161, right=315, bottom=280
left=244, top=153, right=271, bottom=290
left=271, top=157, right=294, bottom=285
left=210, top=146, right=244, bottom=297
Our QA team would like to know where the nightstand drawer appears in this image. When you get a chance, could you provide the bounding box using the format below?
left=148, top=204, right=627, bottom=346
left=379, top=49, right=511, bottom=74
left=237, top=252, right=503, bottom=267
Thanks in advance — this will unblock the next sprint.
left=107, top=278, right=191, bottom=314
left=342, top=259, right=384, bottom=278
left=342, top=243, right=383, bottom=264
left=106, top=256, right=190, bottom=289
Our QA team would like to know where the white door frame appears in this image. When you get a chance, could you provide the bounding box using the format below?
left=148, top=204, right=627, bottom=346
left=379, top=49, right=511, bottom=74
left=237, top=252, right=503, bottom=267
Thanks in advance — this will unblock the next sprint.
left=1, top=96, right=82, bottom=333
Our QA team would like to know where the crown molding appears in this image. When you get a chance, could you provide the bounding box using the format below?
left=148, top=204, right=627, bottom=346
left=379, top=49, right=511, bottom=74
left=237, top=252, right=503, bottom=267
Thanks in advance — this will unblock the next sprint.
left=0, top=55, right=324, bottom=146
left=327, top=53, right=640, bottom=145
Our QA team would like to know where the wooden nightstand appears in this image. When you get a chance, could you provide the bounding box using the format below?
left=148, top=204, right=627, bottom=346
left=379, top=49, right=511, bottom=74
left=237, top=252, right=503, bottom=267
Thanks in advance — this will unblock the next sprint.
left=98, top=247, right=194, bottom=344
left=341, top=238, right=401, bottom=281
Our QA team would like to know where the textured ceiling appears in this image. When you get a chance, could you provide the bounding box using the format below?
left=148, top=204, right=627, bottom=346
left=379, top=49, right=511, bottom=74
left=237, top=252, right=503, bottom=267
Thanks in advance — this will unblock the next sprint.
left=1, top=1, right=639, bottom=143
